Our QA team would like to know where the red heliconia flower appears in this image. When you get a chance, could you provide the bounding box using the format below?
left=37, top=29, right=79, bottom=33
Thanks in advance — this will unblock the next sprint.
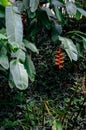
left=55, top=48, right=64, bottom=69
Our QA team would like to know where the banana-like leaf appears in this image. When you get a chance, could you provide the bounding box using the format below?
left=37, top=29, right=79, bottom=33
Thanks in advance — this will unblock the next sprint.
left=59, top=36, right=78, bottom=61
left=6, top=6, right=23, bottom=44
left=10, top=60, right=28, bottom=90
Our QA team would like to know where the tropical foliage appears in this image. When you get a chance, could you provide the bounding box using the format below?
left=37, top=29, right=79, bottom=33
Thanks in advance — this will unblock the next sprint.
left=0, top=0, right=86, bottom=129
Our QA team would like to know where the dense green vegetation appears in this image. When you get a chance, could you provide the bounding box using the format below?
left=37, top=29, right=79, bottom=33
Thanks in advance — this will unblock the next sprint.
left=0, top=0, right=86, bottom=129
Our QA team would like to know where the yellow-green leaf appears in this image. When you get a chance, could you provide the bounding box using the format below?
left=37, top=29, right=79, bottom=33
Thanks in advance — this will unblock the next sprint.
left=0, top=0, right=11, bottom=7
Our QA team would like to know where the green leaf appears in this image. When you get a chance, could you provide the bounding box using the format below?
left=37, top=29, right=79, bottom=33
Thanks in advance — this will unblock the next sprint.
left=74, top=33, right=86, bottom=49
left=9, top=42, right=25, bottom=52
left=83, top=37, right=86, bottom=49
left=6, top=6, right=23, bottom=43
left=28, top=11, right=36, bottom=19
left=59, top=36, right=78, bottom=61
left=0, top=0, right=11, bottom=7
left=51, top=24, right=62, bottom=43
left=9, top=73, right=15, bottom=89
left=51, top=33, right=59, bottom=43
left=42, top=7, right=54, bottom=18
left=52, top=120, right=63, bottom=130
left=23, top=0, right=29, bottom=8
left=66, top=2, right=77, bottom=16
left=0, top=47, right=7, bottom=55
left=76, top=43, right=84, bottom=57
left=37, top=10, right=51, bottom=29
left=24, top=55, right=36, bottom=82
left=30, top=0, right=39, bottom=12
left=0, top=54, right=9, bottom=69
left=54, top=5, right=64, bottom=24
left=9, top=42, right=20, bottom=50
left=11, top=49, right=25, bottom=62
left=78, top=35, right=86, bottom=49
left=52, top=0, right=64, bottom=7
left=0, top=33, right=7, bottom=40
left=77, top=35, right=86, bottom=49
left=77, top=7, right=86, bottom=17
left=75, top=10, right=81, bottom=20
left=14, top=1, right=24, bottom=12
left=24, top=39, right=39, bottom=54
left=10, top=60, right=28, bottom=90
left=0, top=28, right=6, bottom=34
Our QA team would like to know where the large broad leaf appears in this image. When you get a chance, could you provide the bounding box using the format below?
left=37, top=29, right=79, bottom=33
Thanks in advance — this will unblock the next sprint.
left=24, top=55, right=36, bottom=82
left=52, top=0, right=64, bottom=7
left=0, top=54, right=9, bottom=69
left=30, top=0, right=39, bottom=12
left=66, top=2, right=77, bottom=16
left=77, top=7, right=86, bottom=17
left=52, top=120, right=63, bottom=130
left=6, top=6, right=23, bottom=44
left=59, top=36, right=78, bottom=61
left=23, top=39, right=39, bottom=54
left=10, top=60, right=28, bottom=90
